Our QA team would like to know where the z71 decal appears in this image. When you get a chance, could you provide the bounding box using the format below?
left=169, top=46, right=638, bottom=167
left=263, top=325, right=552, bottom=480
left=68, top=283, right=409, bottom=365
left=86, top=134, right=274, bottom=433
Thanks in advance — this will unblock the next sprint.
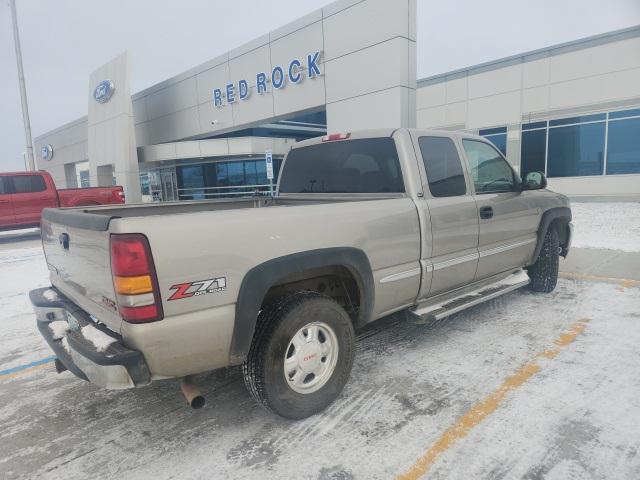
left=168, top=277, right=227, bottom=301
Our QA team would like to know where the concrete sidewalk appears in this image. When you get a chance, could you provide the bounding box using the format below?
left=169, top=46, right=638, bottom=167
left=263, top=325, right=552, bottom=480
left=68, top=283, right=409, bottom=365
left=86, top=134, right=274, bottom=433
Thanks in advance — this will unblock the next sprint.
left=560, top=247, right=640, bottom=281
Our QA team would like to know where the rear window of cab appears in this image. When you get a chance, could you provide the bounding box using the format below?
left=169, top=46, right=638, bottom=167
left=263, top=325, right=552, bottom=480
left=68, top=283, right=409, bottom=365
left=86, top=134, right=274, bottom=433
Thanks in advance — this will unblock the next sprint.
left=278, top=138, right=404, bottom=194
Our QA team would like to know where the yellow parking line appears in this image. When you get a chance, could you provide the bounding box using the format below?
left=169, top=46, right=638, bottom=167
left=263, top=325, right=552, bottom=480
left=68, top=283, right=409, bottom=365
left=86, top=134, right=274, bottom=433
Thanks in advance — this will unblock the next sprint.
left=560, top=271, right=639, bottom=288
left=396, top=319, right=590, bottom=480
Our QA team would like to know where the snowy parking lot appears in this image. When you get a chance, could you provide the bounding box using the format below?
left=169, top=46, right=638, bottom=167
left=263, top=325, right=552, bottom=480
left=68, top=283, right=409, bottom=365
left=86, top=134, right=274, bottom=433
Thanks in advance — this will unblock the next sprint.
left=1, top=203, right=639, bottom=479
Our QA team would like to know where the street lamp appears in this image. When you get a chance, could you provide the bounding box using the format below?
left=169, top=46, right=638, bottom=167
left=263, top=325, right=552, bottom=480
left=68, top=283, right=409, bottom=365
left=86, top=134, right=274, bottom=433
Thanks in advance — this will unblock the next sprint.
left=9, top=0, right=36, bottom=171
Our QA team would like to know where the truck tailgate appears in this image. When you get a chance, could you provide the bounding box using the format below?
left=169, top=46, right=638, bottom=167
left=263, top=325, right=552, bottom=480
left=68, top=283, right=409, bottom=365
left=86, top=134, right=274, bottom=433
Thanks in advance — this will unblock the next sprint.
left=41, top=208, right=123, bottom=333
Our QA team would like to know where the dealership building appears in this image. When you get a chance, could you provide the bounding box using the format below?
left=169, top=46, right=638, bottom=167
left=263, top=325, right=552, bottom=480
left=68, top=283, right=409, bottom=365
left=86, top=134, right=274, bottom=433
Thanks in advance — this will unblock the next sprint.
left=33, top=0, right=640, bottom=202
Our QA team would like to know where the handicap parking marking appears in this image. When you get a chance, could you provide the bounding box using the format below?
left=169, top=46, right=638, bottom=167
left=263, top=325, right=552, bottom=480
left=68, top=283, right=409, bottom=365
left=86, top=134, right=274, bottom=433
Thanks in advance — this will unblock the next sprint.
left=396, top=318, right=591, bottom=480
left=0, top=356, right=56, bottom=380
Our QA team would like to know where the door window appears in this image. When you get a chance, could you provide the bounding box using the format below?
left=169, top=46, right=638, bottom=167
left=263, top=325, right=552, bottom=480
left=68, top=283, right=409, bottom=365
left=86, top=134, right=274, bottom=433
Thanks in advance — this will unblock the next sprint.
left=11, top=175, right=47, bottom=193
left=462, top=140, right=516, bottom=194
left=418, top=136, right=466, bottom=197
left=0, top=177, right=9, bottom=195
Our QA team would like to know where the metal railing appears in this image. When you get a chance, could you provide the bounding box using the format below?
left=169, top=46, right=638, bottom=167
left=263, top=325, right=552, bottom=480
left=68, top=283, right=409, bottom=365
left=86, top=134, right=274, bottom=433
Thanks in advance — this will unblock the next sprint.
left=176, top=184, right=275, bottom=200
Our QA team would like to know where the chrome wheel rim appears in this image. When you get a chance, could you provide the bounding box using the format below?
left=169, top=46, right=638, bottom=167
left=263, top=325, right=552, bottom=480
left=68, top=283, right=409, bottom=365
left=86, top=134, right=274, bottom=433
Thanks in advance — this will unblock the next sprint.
left=283, top=322, right=339, bottom=394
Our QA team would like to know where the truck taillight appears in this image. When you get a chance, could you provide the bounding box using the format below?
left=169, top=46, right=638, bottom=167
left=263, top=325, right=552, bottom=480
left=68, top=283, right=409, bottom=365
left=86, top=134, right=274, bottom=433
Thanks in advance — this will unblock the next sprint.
left=110, top=234, right=163, bottom=323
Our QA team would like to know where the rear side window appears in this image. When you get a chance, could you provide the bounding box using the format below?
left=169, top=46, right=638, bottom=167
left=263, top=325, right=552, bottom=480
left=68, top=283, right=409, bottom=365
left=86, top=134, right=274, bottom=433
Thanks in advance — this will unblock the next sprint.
left=0, top=178, right=8, bottom=195
left=418, top=136, right=466, bottom=197
left=278, top=138, right=404, bottom=194
left=12, top=175, right=47, bottom=194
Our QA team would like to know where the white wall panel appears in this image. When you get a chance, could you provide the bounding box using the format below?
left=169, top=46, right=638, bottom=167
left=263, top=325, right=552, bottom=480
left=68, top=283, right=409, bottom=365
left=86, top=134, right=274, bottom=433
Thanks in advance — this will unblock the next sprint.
left=467, top=91, right=521, bottom=128
left=468, top=63, right=522, bottom=99
left=325, top=37, right=410, bottom=103
left=323, top=0, right=411, bottom=61
left=416, top=83, right=446, bottom=109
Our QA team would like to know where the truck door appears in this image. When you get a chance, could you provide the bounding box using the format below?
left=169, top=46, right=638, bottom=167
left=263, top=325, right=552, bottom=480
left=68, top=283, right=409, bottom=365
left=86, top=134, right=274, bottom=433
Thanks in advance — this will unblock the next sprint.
left=411, top=133, right=480, bottom=298
left=460, top=139, right=539, bottom=280
left=0, top=177, right=16, bottom=228
left=10, top=174, right=57, bottom=226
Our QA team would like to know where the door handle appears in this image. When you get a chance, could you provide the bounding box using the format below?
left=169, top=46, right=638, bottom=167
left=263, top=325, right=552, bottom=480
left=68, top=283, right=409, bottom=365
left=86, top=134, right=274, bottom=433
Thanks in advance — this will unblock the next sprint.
left=480, top=206, right=493, bottom=219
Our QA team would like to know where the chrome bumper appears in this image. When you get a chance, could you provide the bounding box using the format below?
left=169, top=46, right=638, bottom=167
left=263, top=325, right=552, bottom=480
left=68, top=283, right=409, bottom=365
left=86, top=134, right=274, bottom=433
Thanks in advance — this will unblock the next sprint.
left=30, top=287, right=150, bottom=390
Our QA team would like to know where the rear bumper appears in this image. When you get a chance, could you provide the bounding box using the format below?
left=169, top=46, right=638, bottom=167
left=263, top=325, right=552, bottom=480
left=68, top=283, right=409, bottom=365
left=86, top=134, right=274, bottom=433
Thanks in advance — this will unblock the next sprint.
left=30, top=287, right=151, bottom=389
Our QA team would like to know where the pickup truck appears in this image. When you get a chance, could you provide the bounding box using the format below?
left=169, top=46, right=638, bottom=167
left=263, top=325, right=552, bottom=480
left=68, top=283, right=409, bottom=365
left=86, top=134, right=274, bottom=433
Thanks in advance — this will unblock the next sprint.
left=0, top=170, right=124, bottom=231
left=30, top=129, right=572, bottom=419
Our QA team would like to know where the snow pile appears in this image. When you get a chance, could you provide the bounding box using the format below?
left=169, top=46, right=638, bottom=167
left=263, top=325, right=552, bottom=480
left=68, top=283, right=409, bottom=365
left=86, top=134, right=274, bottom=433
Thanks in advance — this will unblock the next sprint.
left=571, top=202, right=640, bottom=252
left=81, top=325, right=116, bottom=352
left=48, top=321, right=69, bottom=340
left=43, top=289, right=59, bottom=302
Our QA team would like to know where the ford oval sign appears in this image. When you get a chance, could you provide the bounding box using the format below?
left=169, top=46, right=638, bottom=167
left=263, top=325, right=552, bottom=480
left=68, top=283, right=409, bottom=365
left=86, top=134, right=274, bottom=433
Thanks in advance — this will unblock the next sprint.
left=41, top=144, right=54, bottom=161
left=93, top=80, right=115, bottom=104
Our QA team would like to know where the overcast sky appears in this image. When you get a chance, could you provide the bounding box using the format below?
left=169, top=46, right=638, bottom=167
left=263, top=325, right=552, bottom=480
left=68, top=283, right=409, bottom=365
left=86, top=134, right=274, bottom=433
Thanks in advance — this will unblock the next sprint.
left=1, top=0, right=639, bottom=172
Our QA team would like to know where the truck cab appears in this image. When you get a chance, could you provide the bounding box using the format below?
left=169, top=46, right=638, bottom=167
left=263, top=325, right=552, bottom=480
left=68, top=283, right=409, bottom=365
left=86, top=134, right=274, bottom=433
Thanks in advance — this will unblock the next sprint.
left=0, top=172, right=57, bottom=230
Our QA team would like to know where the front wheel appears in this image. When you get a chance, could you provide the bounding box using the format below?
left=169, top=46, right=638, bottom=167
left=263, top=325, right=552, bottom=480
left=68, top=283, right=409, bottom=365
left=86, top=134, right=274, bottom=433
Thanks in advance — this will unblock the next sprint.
left=528, top=227, right=560, bottom=293
left=242, top=292, right=355, bottom=419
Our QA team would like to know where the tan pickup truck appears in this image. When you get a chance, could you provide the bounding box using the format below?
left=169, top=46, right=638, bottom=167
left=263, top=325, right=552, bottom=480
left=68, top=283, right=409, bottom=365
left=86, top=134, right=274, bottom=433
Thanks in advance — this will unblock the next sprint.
left=30, top=128, right=572, bottom=419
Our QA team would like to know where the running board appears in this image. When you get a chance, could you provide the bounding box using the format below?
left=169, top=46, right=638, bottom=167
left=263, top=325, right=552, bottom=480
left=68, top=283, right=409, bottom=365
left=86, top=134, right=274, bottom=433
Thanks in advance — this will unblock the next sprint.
left=412, top=270, right=530, bottom=321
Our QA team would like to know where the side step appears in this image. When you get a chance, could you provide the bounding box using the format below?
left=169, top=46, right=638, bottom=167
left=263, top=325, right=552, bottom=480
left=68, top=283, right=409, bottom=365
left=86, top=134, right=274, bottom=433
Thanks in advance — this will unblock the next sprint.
left=412, top=270, right=530, bottom=321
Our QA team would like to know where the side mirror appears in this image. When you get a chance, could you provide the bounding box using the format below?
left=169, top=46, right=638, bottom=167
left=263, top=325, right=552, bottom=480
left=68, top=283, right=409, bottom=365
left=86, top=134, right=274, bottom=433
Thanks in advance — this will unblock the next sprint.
left=523, top=171, right=547, bottom=190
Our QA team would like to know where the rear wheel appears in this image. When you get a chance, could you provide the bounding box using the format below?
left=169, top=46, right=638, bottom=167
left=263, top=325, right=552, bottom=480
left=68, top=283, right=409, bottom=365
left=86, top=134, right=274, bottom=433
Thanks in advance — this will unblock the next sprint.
left=242, top=291, right=355, bottom=419
left=528, top=227, right=560, bottom=293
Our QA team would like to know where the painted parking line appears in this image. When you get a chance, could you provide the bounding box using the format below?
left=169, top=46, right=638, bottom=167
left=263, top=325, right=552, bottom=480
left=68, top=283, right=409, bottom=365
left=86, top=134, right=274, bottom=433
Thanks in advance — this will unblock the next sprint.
left=396, top=319, right=590, bottom=480
left=560, top=271, right=640, bottom=288
left=0, top=356, right=56, bottom=380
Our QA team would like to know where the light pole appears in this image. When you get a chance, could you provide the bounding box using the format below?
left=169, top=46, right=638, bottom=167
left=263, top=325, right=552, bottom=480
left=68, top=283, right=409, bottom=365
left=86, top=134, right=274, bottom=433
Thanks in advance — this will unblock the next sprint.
left=9, top=0, right=36, bottom=171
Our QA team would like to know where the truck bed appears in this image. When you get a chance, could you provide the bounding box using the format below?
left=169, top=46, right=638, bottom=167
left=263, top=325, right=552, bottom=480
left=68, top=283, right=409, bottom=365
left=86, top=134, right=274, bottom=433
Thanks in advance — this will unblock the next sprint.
left=45, top=195, right=397, bottom=229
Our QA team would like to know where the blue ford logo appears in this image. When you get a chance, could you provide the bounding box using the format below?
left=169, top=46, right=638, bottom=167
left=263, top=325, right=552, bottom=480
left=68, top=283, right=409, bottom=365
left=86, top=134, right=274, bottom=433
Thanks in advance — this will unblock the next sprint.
left=93, top=79, right=115, bottom=104
left=41, top=144, right=53, bottom=161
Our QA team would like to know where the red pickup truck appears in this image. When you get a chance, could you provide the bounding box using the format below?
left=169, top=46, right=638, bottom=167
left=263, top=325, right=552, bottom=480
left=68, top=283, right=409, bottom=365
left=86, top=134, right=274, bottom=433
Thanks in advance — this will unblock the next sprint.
left=0, top=171, right=124, bottom=231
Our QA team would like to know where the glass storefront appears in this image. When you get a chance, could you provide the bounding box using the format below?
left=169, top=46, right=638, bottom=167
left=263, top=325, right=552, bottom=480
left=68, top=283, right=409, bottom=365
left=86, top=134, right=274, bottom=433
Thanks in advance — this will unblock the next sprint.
left=176, top=158, right=282, bottom=200
left=520, top=108, right=640, bottom=177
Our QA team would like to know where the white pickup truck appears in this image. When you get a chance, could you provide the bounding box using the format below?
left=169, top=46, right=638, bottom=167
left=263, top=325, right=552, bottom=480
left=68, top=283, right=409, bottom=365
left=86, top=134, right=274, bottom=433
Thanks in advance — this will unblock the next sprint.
left=31, top=128, right=572, bottom=419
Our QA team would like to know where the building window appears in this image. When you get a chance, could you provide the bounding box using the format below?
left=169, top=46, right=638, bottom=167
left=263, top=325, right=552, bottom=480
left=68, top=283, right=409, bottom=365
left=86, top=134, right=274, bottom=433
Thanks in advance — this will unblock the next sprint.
left=479, top=127, right=507, bottom=156
left=547, top=122, right=605, bottom=177
left=176, top=158, right=281, bottom=200
left=520, top=108, right=640, bottom=178
left=606, top=112, right=640, bottom=175
left=521, top=126, right=547, bottom=177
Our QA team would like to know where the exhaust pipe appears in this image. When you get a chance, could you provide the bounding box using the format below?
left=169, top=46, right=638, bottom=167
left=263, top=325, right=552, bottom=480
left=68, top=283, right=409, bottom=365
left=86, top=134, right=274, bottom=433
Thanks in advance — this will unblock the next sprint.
left=180, top=376, right=205, bottom=409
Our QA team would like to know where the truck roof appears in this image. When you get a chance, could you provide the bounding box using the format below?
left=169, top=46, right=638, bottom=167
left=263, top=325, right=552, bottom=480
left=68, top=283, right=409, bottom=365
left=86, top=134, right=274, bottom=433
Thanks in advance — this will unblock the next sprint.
left=291, top=128, right=486, bottom=149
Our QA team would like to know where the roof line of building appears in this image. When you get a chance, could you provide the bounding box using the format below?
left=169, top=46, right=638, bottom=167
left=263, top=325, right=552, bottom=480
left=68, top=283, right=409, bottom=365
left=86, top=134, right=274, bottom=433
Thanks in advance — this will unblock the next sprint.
left=417, top=25, right=640, bottom=87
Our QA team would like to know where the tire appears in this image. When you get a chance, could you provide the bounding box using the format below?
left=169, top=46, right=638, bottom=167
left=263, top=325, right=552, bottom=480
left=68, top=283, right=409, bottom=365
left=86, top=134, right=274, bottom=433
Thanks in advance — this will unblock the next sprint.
left=242, top=291, right=355, bottom=420
left=528, top=227, right=560, bottom=293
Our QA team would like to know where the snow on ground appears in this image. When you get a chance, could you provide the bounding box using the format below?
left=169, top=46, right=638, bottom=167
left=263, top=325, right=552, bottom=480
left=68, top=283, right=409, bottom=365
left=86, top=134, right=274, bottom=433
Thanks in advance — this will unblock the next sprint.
left=0, top=240, right=51, bottom=373
left=571, top=202, right=640, bottom=252
left=0, top=227, right=40, bottom=241
left=1, top=271, right=639, bottom=479
left=1, top=212, right=639, bottom=479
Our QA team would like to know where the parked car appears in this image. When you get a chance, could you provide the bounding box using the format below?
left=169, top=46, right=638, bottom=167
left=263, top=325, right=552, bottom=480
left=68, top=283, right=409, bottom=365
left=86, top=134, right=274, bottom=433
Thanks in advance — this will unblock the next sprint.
left=30, top=129, right=572, bottom=419
left=0, top=171, right=124, bottom=231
